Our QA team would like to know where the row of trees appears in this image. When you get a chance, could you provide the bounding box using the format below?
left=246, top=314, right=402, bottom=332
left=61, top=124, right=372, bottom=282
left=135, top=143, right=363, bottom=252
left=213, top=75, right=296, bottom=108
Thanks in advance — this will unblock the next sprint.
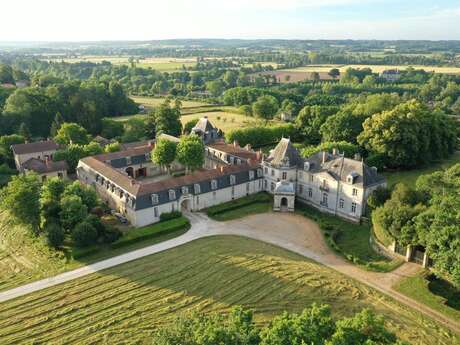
left=371, top=164, right=460, bottom=286
left=152, top=135, right=204, bottom=172
left=154, top=304, right=403, bottom=345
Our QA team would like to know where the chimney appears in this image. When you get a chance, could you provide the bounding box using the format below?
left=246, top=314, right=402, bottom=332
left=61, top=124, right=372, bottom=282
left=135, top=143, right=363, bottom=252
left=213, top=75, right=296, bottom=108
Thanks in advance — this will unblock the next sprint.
left=233, top=140, right=239, bottom=148
left=220, top=165, right=225, bottom=173
left=245, top=144, right=251, bottom=151
left=256, top=150, right=262, bottom=162
left=322, top=151, right=327, bottom=164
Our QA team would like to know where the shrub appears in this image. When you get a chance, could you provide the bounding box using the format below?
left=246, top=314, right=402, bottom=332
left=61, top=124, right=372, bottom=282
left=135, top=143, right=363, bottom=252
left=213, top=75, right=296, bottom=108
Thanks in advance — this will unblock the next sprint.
left=207, top=193, right=271, bottom=216
left=72, top=221, right=98, bottom=247
left=45, top=222, right=65, bottom=248
left=159, top=211, right=182, bottom=222
left=225, top=124, right=299, bottom=147
left=102, top=224, right=122, bottom=243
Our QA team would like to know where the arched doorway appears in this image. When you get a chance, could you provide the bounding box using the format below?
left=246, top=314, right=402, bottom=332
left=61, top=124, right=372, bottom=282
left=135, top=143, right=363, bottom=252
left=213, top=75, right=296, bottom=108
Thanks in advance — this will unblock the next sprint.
left=125, top=167, right=134, bottom=178
left=180, top=198, right=191, bottom=212
left=280, top=197, right=288, bottom=207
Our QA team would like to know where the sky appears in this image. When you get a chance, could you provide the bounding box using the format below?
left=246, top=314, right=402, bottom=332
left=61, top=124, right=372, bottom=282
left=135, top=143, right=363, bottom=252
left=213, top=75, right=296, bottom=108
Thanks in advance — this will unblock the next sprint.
left=1, top=0, right=460, bottom=41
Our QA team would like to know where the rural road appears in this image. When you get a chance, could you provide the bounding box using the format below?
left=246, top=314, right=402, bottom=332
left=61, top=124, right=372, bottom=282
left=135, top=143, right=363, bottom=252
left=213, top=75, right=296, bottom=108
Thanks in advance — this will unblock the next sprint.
left=0, top=211, right=459, bottom=334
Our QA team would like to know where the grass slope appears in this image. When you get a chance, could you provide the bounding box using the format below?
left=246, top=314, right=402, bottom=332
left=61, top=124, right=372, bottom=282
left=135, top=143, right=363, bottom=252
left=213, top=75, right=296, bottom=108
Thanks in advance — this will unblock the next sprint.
left=0, top=236, right=458, bottom=344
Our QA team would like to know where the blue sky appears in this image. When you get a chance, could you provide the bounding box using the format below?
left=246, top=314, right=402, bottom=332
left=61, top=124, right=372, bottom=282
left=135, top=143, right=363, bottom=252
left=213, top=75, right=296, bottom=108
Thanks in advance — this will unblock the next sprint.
left=1, top=0, right=460, bottom=41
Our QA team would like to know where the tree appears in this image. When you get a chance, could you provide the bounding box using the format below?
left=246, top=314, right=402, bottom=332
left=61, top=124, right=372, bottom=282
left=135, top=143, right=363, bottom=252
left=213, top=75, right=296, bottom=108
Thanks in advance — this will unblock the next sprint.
left=149, top=99, right=183, bottom=137
left=72, top=220, right=98, bottom=247
left=0, top=134, right=25, bottom=163
left=50, top=112, right=64, bottom=137
left=358, top=100, right=456, bottom=169
left=252, top=95, right=279, bottom=121
left=54, top=122, right=89, bottom=145
left=59, top=195, right=88, bottom=231
left=18, top=123, right=31, bottom=142
left=45, top=222, right=65, bottom=248
left=367, top=186, right=391, bottom=210
left=101, top=118, right=124, bottom=139
left=295, top=105, right=338, bottom=144
left=152, top=138, right=177, bottom=172
left=63, top=181, right=98, bottom=210
left=0, top=64, right=14, bottom=84
left=183, top=119, right=199, bottom=134
left=320, top=110, right=366, bottom=143
left=40, top=177, right=66, bottom=225
left=104, top=142, right=121, bottom=153
left=328, top=68, right=340, bottom=79
left=205, top=80, right=225, bottom=97
left=301, top=141, right=359, bottom=158
left=176, top=135, right=204, bottom=171
left=122, top=118, right=147, bottom=143
left=0, top=173, right=41, bottom=229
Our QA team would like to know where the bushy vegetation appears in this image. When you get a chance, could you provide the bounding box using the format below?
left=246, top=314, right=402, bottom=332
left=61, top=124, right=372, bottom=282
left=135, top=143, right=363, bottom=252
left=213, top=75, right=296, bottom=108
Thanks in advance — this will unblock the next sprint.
left=225, top=124, right=299, bottom=147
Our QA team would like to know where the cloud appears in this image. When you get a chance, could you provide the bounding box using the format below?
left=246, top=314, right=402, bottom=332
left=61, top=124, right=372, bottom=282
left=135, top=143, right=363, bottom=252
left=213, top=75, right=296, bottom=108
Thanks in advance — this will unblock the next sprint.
left=201, top=0, right=377, bottom=10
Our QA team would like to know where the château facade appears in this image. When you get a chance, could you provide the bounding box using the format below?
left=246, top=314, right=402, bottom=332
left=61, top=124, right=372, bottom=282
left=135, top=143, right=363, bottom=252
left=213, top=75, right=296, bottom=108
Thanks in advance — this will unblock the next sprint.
left=77, top=117, right=386, bottom=227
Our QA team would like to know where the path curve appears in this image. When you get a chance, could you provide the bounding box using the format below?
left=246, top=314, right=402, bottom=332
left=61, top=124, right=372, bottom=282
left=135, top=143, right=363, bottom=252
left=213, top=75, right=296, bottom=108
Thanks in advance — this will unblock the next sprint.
left=0, top=212, right=458, bottom=334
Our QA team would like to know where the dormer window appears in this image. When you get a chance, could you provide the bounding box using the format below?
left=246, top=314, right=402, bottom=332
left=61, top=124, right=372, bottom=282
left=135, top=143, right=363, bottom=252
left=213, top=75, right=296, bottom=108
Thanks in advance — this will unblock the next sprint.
left=169, top=189, right=176, bottom=200
left=236, top=159, right=241, bottom=165
left=181, top=186, right=189, bottom=195
left=194, top=183, right=201, bottom=194
left=249, top=171, right=255, bottom=180
left=151, top=194, right=159, bottom=205
left=347, top=172, right=359, bottom=184
left=257, top=169, right=263, bottom=177
left=230, top=175, right=236, bottom=185
left=304, top=162, right=310, bottom=171
left=211, top=179, right=218, bottom=190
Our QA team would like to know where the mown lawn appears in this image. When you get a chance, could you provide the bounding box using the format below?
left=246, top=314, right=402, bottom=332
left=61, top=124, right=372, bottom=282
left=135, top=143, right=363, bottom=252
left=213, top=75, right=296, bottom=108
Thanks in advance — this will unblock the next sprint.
left=180, top=111, right=260, bottom=132
left=394, top=271, right=460, bottom=323
left=384, top=151, right=460, bottom=188
left=206, top=193, right=273, bottom=221
left=0, top=236, right=457, bottom=344
left=297, top=203, right=403, bottom=272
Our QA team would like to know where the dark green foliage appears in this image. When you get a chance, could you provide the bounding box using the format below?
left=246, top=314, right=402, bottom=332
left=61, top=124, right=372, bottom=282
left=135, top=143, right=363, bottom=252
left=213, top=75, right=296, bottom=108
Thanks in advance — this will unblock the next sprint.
left=121, top=118, right=148, bottom=143
left=154, top=304, right=400, bottom=345
left=367, top=187, right=391, bottom=210
left=252, top=95, right=279, bottom=121
left=183, top=118, right=199, bottom=134
left=152, top=138, right=177, bottom=170
left=71, top=220, right=98, bottom=247
left=300, top=141, right=359, bottom=158
left=59, top=195, right=88, bottom=231
left=101, top=118, right=124, bottom=139
left=225, top=124, right=299, bottom=147
left=159, top=211, right=182, bottom=222
left=148, top=98, right=182, bottom=137
left=44, top=222, right=65, bottom=248
left=176, top=134, right=204, bottom=171
left=0, top=173, right=41, bottom=229
left=63, top=181, right=98, bottom=210
left=295, top=105, right=338, bottom=144
left=54, top=122, right=89, bottom=145
left=53, top=142, right=103, bottom=172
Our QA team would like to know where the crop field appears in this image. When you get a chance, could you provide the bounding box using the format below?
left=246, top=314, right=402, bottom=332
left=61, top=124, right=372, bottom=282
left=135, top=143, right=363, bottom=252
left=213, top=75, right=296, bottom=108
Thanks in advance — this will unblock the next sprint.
left=45, top=56, right=196, bottom=72
left=180, top=111, right=260, bottom=132
left=130, top=96, right=211, bottom=110
left=0, top=236, right=458, bottom=344
left=283, top=64, right=460, bottom=74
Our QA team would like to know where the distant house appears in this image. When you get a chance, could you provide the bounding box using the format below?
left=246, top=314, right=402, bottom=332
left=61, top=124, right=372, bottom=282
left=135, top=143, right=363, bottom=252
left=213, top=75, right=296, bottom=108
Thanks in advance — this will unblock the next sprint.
left=11, top=140, right=67, bottom=181
left=380, top=69, right=401, bottom=82
left=15, top=80, right=30, bottom=89
left=279, top=112, right=293, bottom=122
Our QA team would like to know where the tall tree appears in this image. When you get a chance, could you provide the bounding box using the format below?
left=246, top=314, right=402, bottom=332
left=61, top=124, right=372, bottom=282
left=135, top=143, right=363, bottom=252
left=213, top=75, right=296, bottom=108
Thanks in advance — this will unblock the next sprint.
left=54, top=122, right=89, bottom=145
left=152, top=138, right=177, bottom=172
left=252, top=95, right=279, bottom=122
left=176, top=135, right=204, bottom=172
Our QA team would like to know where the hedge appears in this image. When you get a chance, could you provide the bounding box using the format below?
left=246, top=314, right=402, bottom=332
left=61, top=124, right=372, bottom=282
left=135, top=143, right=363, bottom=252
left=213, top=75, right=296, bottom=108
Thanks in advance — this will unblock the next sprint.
left=206, top=193, right=271, bottom=217
left=111, top=217, right=190, bottom=249
left=225, top=124, right=300, bottom=148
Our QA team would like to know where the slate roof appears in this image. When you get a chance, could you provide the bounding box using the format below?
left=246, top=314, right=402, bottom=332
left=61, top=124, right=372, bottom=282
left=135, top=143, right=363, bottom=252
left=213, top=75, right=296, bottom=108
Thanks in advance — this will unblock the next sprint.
left=207, top=141, right=260, bottom=161
left=274, top=181, right=295, bottom=194
left=265, top=138, right=303, bottom=167
left=192, top=116, right=215, bottom=133
left=22, top=158, right=68, bottom=174
left=11, top=140, right=59, bottom=155
left=94, top=145, right=152, bottom=162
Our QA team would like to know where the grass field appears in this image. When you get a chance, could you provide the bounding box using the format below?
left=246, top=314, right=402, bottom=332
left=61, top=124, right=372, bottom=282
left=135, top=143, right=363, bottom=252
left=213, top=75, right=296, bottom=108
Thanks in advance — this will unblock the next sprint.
left=206, top=193, right=273, bottom=221
left=0, top=213, right=189, bottom=292
left=47, top=56, right=197, bottom=72
left=180, top=111, right=260, bottom=132
left=283, top=64, right=460, bottom=74
left=0, top=236, right=457, bottom=344
left=394, top=271, right=460, bottom=323
left=130, top=96, right=211, bottom=111
left=384, top=151, right=460, bottom=188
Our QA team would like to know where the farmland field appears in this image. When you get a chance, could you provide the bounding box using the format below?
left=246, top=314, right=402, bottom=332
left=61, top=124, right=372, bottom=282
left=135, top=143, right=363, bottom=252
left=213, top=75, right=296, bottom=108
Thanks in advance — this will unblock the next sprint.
left=45, top=56, right=196, bottom=72
left=180, top=111, right=260, bottom=132
left=130, top=96, right=211, bottom=110
left=0, top=236, right=458, bottom=344
left=283, top=64, right=460, bottom=74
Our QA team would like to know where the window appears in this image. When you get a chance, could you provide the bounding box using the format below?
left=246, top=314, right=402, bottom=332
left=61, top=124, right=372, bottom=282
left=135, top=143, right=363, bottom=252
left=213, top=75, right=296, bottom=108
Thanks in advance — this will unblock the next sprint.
left=271, top=182, right=275, bottom=192
left=339, top=198, right=344, bottom=209
left=246, top=183, right=250, bottom=193
left=264, top=180, right=267, bottom=189
left=352, top=188, right=358, bottom=196
left=194, top=183, right=201, bottom=194
left=169, top=189, right=176, bottom=201
left=351, top=202, right=357, bottom=213
left=151, top=194, right=159, bottom=204
left=230, top=156, right=235, bottom=164
left=257, top=169, right=263, bottom=178
left=264, top=167, right=268, bottom=174
left=237, top=159, right=241, bottom=165
left=322, top=193, right=328, bottom=207
left=230, top=175, right=236, bottom=185
left=271, top=169, right=275, bottom=176
left=181, top=186, right=189, bottom=195
left=249, top=171, right=255, bottom=180
left=299, top=184, right=303, bottom=194
left=308, top=188, right=313, bottom=198
left=310, top=175, right=314, bottom=182
left=154, top=207, right=158, bottom=217
left=282, top=172, right=287, bottom=180
left=211, top=179, right=218, bottom=190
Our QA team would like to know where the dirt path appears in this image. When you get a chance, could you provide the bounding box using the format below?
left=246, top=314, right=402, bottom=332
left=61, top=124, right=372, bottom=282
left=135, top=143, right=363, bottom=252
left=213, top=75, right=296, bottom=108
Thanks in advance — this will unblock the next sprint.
left=0, top=211, right=458, bottom=334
